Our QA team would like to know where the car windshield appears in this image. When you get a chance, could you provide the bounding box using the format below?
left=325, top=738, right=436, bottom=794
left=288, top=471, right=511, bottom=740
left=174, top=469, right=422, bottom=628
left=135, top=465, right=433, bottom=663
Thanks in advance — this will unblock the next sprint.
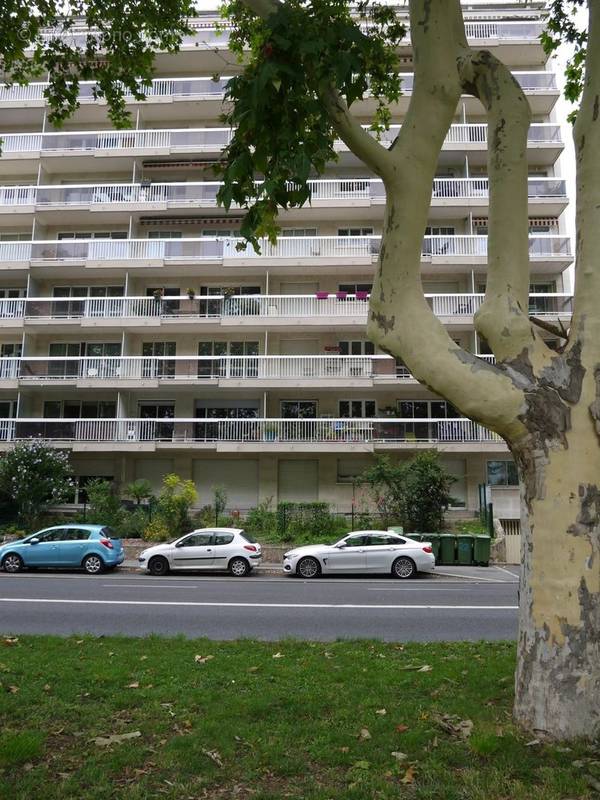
left=239, top=530, right=257, bottom=543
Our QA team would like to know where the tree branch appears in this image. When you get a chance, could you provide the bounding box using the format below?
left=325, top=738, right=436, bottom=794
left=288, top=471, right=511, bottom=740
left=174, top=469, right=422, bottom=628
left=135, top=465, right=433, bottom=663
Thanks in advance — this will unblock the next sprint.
left=367, top=0, right=527, bottom=440
left=457, top=50, right=550, bottom=364
left=570, top=0, right=600, bottom=362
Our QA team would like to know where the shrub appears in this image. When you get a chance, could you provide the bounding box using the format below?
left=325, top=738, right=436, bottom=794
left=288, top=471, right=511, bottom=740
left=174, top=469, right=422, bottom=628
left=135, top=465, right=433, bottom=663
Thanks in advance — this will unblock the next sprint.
left=358, top=452, right=455, bottom=532
left=85, top=479, right=125, bottom=530
left=245, top=498, right=278, bottom=538
left=276, top=501, right=338, bottom=543
left=124, top=479, right=153, bottom=506
left=120, top=507, right=150, bottom=539
left=143, top=517, right=171, bottom=542
left=213, top=485, right=227, bottom=525
left=152, top=474, right=197, bottom=539
left=0, top=441, right=74, bottom=529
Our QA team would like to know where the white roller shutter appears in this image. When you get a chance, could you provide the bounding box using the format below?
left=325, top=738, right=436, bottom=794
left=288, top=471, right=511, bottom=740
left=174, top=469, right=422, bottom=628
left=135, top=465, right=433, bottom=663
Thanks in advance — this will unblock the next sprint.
left=134, top=458, right=175, bottom=491
left=193, top=458, right=258, bottom=510
left=278, top=459, right=319, bottom=502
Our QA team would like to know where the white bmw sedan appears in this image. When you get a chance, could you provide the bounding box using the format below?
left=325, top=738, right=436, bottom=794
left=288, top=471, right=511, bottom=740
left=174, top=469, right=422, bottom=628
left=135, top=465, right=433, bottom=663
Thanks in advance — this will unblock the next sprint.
left=138, top=528, right=262, bottom=577
left=283, top=531, right=435, bottom=579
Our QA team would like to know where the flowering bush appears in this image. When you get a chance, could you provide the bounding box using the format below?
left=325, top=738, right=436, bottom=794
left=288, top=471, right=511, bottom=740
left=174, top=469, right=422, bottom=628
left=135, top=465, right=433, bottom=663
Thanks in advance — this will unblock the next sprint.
left=0, top=441, right=74, bottom=528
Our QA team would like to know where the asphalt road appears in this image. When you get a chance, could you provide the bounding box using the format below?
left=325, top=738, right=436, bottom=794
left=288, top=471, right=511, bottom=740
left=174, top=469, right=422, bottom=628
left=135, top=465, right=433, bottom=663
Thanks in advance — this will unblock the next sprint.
left=0, top=568, right=519, bottom=641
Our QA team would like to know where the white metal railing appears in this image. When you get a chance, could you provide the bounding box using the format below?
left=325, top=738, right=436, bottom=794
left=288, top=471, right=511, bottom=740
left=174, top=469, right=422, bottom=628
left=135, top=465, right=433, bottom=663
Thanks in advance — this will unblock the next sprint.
left=2, top=416, right=501, bottom=444
left=13, top=354, right=392, bottom=381
left=31, top=19, right=545, bottom=54
left=0, top=123, right=561, bottom=157
left=0, top=177, right=565, bottom=210
left=0, top=235, right=572, bottom=264
left=9, top=293, right=574, bottom=322
left=0, top=72, right=557, bottom=106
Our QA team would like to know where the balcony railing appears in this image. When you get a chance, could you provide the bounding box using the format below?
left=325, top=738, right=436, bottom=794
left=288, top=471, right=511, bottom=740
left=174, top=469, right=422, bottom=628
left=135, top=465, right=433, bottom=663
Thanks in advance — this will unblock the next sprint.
left=6, top=293, right=574, bottom=322
left=0, top=72, right=557, bottom=105
left=12, top=355, right=393, bottom=381
left=0, top=417, right=501, bottom=445
left=0, top=235, right=572, bottom=265
left=0, top=123, right=562, bottom=158
left=1, top=177, right=565, bottom=210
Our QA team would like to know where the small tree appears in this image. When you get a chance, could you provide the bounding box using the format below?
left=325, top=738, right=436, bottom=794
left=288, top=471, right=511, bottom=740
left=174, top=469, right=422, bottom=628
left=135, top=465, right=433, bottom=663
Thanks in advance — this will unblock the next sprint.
left=149, top=474, right=197, bottom=539
left=359, top=452, right=455, bottom=532
left=125, top=479, right=154, bottom=506
left=213, top=485, right=228, bottom=525
left=85, top=479, right=125, bottom=530
left=0, top=441, right=73, bottom=528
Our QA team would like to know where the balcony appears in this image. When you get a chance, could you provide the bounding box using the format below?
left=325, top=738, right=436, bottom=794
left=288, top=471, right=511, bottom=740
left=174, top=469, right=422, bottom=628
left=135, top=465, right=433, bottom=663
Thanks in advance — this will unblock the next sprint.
left=0, top=235, right=572, bottom=275
left=0, top=177, right=566, bottom=221
left=0, top=124, right=562, bottom=170
left=0, top=72, right=558, bottom=121
left=0, top=416, right=504, bottom=451
left=11, top=354, right=394, bottom=386
left=3, top=293, right=573, bottom=330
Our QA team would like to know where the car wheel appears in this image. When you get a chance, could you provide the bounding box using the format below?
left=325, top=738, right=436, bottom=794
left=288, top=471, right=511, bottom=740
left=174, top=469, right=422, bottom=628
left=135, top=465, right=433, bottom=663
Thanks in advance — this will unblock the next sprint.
left=148, top=556, right=169, bottom=577
left=2, top=553, right=24, bottom=574
left=82, top=554, right=104, bottom=575
left=297, top=556, right=321, bottom=579
left=229, top=557, right=250, bottom=577
left=392, top=556, right=416, bottom=579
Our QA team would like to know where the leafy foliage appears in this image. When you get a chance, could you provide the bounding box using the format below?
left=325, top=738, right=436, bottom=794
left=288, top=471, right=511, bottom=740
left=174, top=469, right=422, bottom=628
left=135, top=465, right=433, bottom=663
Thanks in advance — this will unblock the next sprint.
left=145, top=473, right=197, bottom=540
left=0, top=441, right=73, bottom=528
left=0, top=0, right=194, bottom=127
left=124, top=479, right=154, bottom=506
left=359, top=452, right=455, bottom=532
left=218, top=0, right=405, bottom=248
left=85, top=479, right=125, bottom=530
left=541, top=0, right=587, bottom=121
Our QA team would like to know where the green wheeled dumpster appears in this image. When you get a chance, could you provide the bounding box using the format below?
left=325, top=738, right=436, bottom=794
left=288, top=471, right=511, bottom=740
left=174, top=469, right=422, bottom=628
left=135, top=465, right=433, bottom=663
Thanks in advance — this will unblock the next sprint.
left=427, top=534, right=440, bottom=562
left=473, top=535, right=491, bottom=566
left=439, top=533, right=457, bottom=565
left=387, top=526, right=404, bottom=535
left=457, top=534, right=474, bottom=565
left=407, top=533, right=422, bottom=542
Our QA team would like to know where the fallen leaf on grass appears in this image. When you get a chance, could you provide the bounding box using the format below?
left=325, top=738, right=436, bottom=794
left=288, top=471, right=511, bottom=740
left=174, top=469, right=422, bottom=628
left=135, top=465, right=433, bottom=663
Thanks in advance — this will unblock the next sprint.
left=126, top=682, right=140, bottom=689
left=140, top=655, right=148, bottom=661
left=194, top=655, right=214, bottom=665
left=351, top=760, right=370, bottom=770
left=375, top=708, right=387, bottom=716
left=2, top=637, right=18, bottom=646
left=359, top=728, right=371, bottom=740
left=434, top=714, right=473, bottom=740
left=525, top=739, right=541, bottom=747
left=418, top=665, right=433, bottom=672
left=400, top=766, right=416, bottom=784
left=340, top=746, right=349, bottom=753
left=7, top=685, right=19, bottom=694
left=395, top=724, right=409, bottom=734
left=391, top=751, right=408, bottom=762
left=248, top=666, right=259, bottom=673
left=93, top=731, right=142, bottom=747
left=201, top=748, right=223, bottom=767
left=43, top=684, right=51, bottom=692
left=272, top=652, right=284, bottom=659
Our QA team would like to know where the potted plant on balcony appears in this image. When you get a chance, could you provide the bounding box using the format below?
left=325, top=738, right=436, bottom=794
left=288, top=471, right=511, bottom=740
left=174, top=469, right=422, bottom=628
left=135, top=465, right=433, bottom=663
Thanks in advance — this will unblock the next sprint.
left=186, top=287, right=196, bottom=300
left=152, top=288, right=164, bottom=303
left=263, top=421, right=278, bottom=442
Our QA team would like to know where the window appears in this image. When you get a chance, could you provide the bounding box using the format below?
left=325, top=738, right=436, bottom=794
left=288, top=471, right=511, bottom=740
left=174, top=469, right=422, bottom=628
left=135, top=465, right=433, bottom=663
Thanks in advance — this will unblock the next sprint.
left=281, top=228, right=317, bottom=237
left=0, top=232, right=31, bottom=242
left=339, top=340, right=375, bottom=356
left=281, top=400, right=317, bottom=419
left=57, top=231, right=126, bottom=240
left=366, top=534, right=403, bottom=546
left=43, top=401, right=116, bottom=419
left=213, top=533, right=234, bottom=545
left=0, top=288, right=25, bottom=299
left=68, top=476, right=114, bottom=504
left=148, top=230, right=182, bottom=239
left=337, top=456, right=373, bottom=483
left=338, top=227, right=373, bottom=237
left=0, top=343, right=21, bottom=357
left=342, top=534, right=369, bottom=547
left=487, top=460, right=519, bottom=487
left=179, top=533, right=212, bottom=547
left=142, top=341, right=176, bottom=378
left=38, top=529, right=67, bottom=542
left=339, top=283, right=372, bottom=295
left=62, top=528, right=91, bottom=541
left=339, top=400, right=376, bottom=418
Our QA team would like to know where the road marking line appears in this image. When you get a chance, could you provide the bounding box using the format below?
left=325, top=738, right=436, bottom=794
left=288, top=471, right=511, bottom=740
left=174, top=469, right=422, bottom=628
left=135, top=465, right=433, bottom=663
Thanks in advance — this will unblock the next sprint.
left=493, top=565, right=521, bottom=579
left=101, top=584, right=200, bottom=589
left=0, top=598, right=518, bottom=610
left=433, top=570, right=518, bottom=583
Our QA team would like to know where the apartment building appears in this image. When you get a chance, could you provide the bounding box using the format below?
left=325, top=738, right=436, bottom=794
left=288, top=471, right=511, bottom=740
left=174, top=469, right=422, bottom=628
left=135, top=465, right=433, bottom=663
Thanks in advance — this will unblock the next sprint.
left=0, top=2, right=572, bottom=524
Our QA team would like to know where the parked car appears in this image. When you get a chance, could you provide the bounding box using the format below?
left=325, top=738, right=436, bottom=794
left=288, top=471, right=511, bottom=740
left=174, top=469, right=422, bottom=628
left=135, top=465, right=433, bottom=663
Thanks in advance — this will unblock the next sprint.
left=283, top=531, right=435, bottom=578
left=0, top=524, right=125, bottom=575
left=138, top=528, right=262, bottom=577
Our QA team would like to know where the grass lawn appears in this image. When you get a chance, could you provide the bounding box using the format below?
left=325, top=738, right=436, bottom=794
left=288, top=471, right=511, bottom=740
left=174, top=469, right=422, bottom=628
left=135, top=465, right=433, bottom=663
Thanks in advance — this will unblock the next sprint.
left=0, top=637, right=597, bottom=799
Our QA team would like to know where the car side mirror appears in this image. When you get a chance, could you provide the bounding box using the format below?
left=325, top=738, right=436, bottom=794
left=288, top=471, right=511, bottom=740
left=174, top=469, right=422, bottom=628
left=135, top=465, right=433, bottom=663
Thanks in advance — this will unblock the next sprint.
left=175, top=541, right=184, bottom=548
left=29, top=538, right=40, bottom=545
left=335, top=542, right=346, bottom=549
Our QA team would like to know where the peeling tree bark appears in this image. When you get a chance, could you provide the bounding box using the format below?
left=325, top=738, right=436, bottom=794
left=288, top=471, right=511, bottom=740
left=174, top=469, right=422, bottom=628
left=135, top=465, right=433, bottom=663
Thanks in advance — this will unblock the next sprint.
left=239, top=0, right=600, bottom=739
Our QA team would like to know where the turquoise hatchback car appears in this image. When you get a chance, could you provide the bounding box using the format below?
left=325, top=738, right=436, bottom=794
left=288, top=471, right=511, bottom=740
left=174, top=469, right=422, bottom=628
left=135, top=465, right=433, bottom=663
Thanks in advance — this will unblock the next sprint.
left=0, top=524, right=125, bottom=574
